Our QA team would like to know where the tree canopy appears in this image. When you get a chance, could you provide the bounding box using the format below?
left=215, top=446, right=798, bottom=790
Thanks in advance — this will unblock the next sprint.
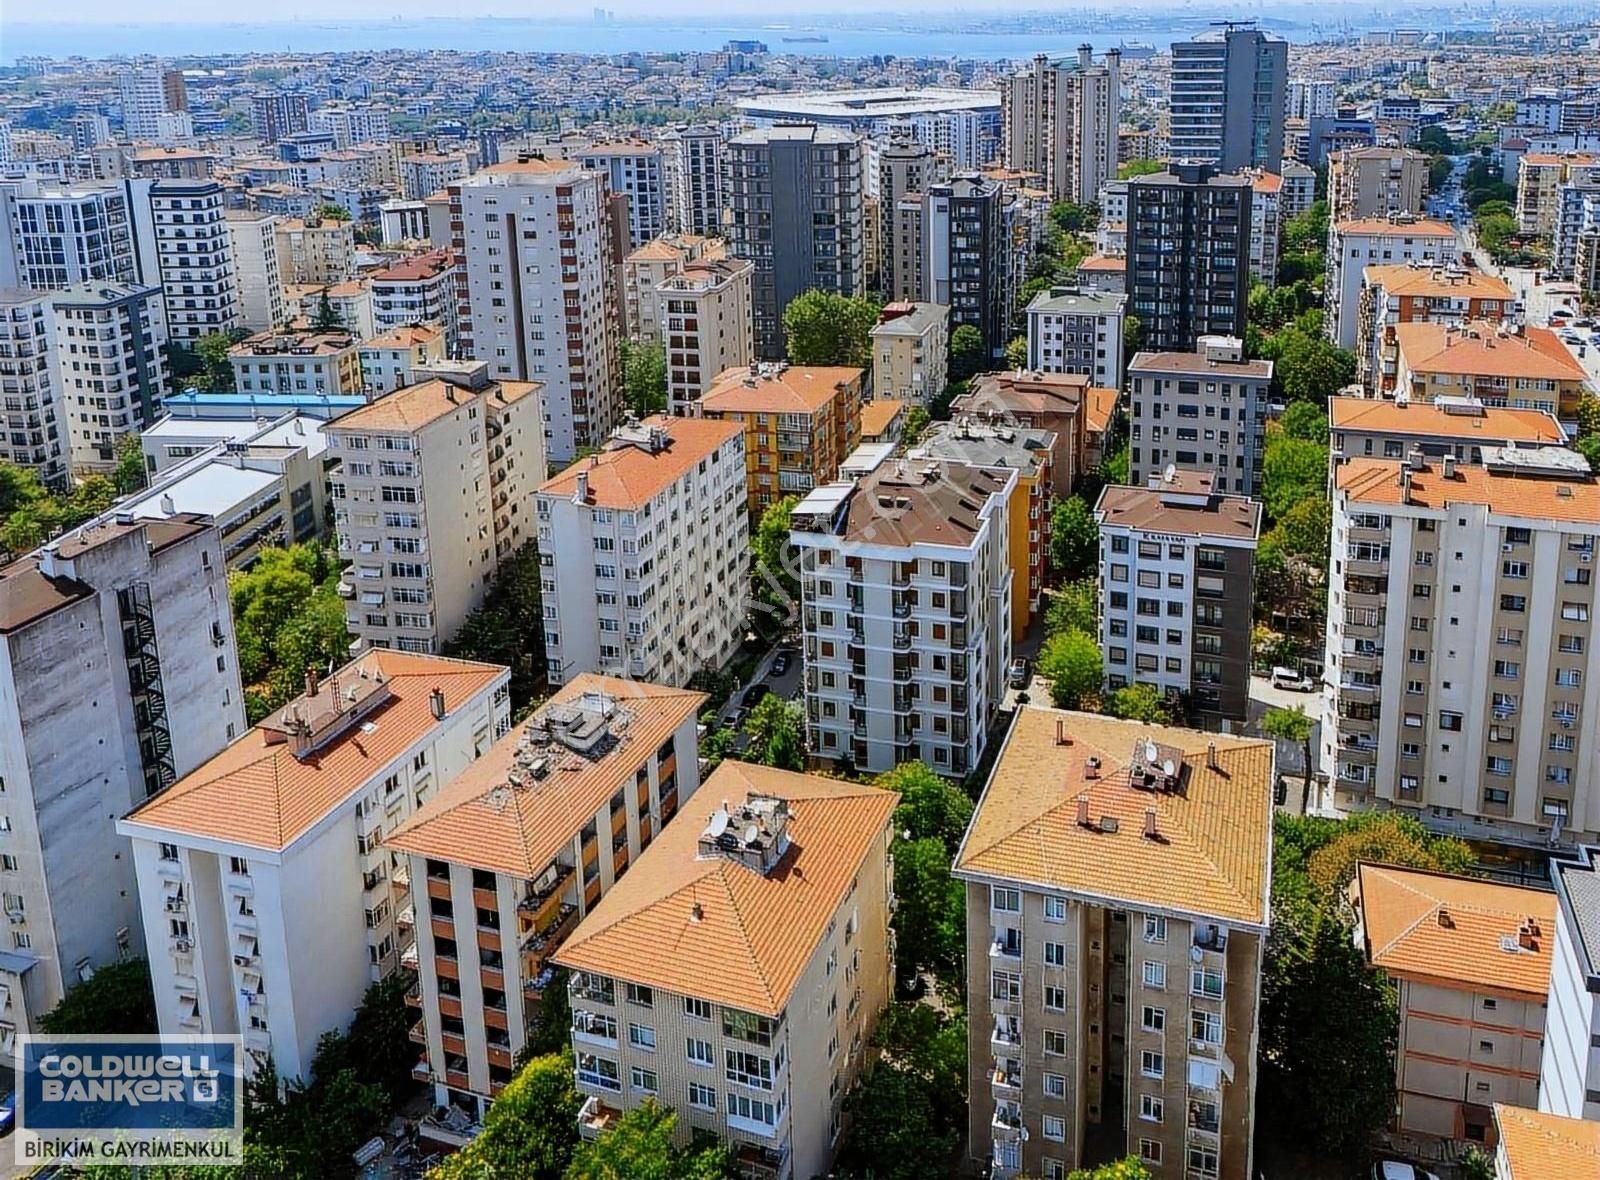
left=742, top=694, right=805, bottom=771
left=875, top=760, right=973, bottom=853
left=751, top=494, right=799, bottom=611
left=891, top=835, right=965, bottom=980
left=1117, top=159, right=1164, bottom=180
left=1261, top=432, right=1328, bottom=522
left=1049, top=495, right=1098, bottom=582
left=1103, top=683, right=1168, bottom=723
left=40, top=958, right=156, bottom=1035
left=619, top=340, right=667, bottom=418
left=443, top=541, right=547, bottom=712
left=948, top=324, right=987, bottom=383
left=228, top=543, right=351, bottom=722
left=1044, top=579, right=1097, bottom=639
left=782, top=291, right=878, bottom=368
left=433, top=1052, right=580, bottom=1180
left=1037, top=628, right=1102, bottom=710
left=565, top=1100, right=734, bottom=1180
left=0, top=460, right=118, bottom=555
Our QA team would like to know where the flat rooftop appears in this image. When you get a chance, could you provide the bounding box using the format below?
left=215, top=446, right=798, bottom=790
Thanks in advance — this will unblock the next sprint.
left=736, top=87, right=1000, bottom=121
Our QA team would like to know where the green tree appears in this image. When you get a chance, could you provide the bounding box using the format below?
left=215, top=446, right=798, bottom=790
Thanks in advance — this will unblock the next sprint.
left=1281, top=200, right=1329, bottom=257
left=618, top=340, right=667, bottom=418
left=1576, top=434, right=1600, bottom=471
left=342, top=975, right=418, bottom=1104
left=1261, top=433, right=1328, bottom=522
left=188, top=330, right=244, bottom=391
left=836, top=1063, right=959, bottom=1180
left=1048, top=495, right=1098, bottom=581
left=434, top=1052, right=580, bottom=1180
left=444, top=542, right=546, bottom=711
left=743, top=694, right=804, bottom=771
left=1068, top=1158, right=1153, bottom=1179
left=781, top=290, right=878, bottom=368
left=1037, top=629, right=1102, bottom=710
left=312, top=290, right=343, bottom=331
left=871, top=1003, right=967, bottom=1127
left=1262, top=705, right=1316, bottom=812
left=875, top=761, right=973, bottom=853
left=314, top=202, right=352, bottom=222
left=1279, top=400, right=1328, bottom=442
left=1459, top=1146, right=1494, bottom=1180
left=1103, top=683, right=1167, bottom=723
left=1048, top=200, right=1099, bottom=234
left=1003, top=335, right=1028, bottom=369
left=40, top=958, right=156, bottom=1034
left=1044, top=578, right=1096, bottom=638
left=751, top=494, right=799, bottom=609
left=113, top=433, right=149, bottom=495
left=1122, top=313, right=1143, bottom=370
left=228, top=543, right=350, bottom=721
left=948, top=323, right=987, bottom=383
left=565, top=1100, right=734, bottom=1180
left=1099, top=440, right=1130, bottom=485
left=1116, top=159, right=1164, bottom=180
left=902, top=404, right=930, bottom=445
left=892, top=836, right=965, bottom=978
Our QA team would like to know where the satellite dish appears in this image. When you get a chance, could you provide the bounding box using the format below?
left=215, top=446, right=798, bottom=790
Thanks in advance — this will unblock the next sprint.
left=1163, top=759, right=1176, bottom=776
left=1144, top=740, right=1158, bottom=763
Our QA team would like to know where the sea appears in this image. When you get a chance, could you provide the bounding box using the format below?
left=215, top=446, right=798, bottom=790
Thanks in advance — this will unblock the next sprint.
left=1, top=15, right=1347, bottom=65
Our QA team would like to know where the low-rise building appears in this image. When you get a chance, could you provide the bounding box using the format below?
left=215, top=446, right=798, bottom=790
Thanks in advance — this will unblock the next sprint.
left=369, top=249, right=460, bottom=353
left=274, top=215, right=356, bottom=286
left=954, top=370, right=1092, bottom=498
left=791, top=458, right=1015, bottom=777
left=697, top=365, right=865, bottom=516
left=1329, top=396, right=1565, bottom=466
left=283, top=281, right=374, bottom=340
left=1541, top=843, right=1600, bottom=1120
left=401, top=152, right=471, bottom=203
left=554, top=763, right=898, bottom=1180
left=859, top=400, right=906, bottom=445
left=869, top=302, right=950, bottom=406
left=383, top=676, right=705, bottom=1127
left=1351, top=865, right=1553, bottom=1144
left=1358, top=265, right=1516, bottom=395
left=326, top=364, right=544, bottom=655
left=1095, top=471, right=1261, bottom=725
left=118, top=651, right=510, bottom=1080
left=1073, top=253, right=1125, bottom=294
left=1023, top=286, right=1126, bottom=389
left=1128, top=338, right=1273, bottom=497
left=953, top=707, right=1275, bottom=1180
left=536, top=416, right=747, bottom=687
left=1391, top=321, right=1591, bottom=422
left=360, top=325, right=449, bottom=396
left=658, top=259, right=755, bottom=417
left=229, top=328, right=363, bottom=396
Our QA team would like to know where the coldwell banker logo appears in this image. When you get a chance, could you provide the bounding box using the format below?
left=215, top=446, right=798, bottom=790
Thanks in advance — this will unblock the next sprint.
left=16, top=1034, right=244, bottom=1166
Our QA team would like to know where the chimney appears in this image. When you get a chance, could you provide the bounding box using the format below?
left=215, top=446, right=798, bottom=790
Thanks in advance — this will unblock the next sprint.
left=1076, top=795, right=1091, bottom=827
left=1143, top=808, right=1158, bottom=840
left=1517, top=927, right=1538, bottom=951
left=574, top=470, right=589, bottom=504
left=690, top=902, right=704, bottom=923
left=1437, top=906, right=1454, bottom=929
left=1055, top=717, right=1070, bottom=745
left=429, top=688, right=446, bottom=720
left=1206, top=742, right=1218, bottom=771
left=1401, top=469, right=1414, bottom=506
left=305, top=666, right=320, bottom=699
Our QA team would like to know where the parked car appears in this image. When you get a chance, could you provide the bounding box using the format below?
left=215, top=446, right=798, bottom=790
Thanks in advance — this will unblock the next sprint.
left=743, top=683, right=771, bottom=708
left=0, top=1092, right=14, bottom=1136
left=1008, top=658, right=1029, bottom=688
left=1373, top=1163, right=1440, bottom=1180
left=772, top=651, right=791, bottom=676
left=1271, top=666, right=1315, bottom=692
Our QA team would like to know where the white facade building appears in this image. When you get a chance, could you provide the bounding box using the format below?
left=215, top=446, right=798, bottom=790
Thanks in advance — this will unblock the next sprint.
left=658, top=258, right=754, bottom=416
left=0, top=289, right=66, bottom=486
left=1024, top=286, right=1126, bottom=389
left=50, top=282, right=170, bottom=475
left=1326, top=216, right=1459, bottom=350
left=1542, top=844, right=1600, bottom=1120
left=663, top=125, right=724, bottom=237
left=225, top=210, right=286, bottom=332
left=151, top=178, right=241, bottom=344
left=579, top=143, right=666, bottom=250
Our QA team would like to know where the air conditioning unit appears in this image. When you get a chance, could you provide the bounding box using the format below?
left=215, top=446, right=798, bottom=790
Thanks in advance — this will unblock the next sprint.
left=173, top=937, right=193, bottom=952
left=1503, top=543, right=1513, bottom=552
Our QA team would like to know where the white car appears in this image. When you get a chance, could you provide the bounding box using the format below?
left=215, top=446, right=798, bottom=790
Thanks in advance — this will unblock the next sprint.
left=1271, top=666, right=1315, bottom=692
left=1373, top=1163, right=1440, bottom=1180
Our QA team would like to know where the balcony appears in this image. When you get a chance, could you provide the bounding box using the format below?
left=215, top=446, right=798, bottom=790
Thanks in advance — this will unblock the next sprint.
left=991, top=1101, right=1024, bottom=1141
left=989, top=928, right=1022, bottom=961
left=990, top=1057, right=1022, bottom=1099
left=408, top=1019, right=427, bottom=1046
left=1192, top=924, right=1228, bottom=955
left=521, top=904, right=579, bottom=972
left=990, top=1016, right=1022, bottom=1052
left=578, top=1095, right=622, bottom=1141
left=572, top=1011, right=618, bottom=1047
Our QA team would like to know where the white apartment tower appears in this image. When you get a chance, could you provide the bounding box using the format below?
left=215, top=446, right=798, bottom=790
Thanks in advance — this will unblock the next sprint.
left=0, top=515, right=243, bottom=1049
left=50, top=282, right=171, bottom=475
left=325, top=364, right=545, bottom=656
left=1000, top=48, right=1123, bottom=204
left=535, top=416, right=749, bottom=687
left=579, top=143, right=667, bottom=250
left=119, top=67, right=182, bottom=141
left=664, top=125, right=725, bottom=238
left=150, top=178, right=240, bottom=345
left=0, top=289, right=66, bottom=487
left=224, top=210, right=286, bottom=332
left=790, top=459, right=1016, bottom=777
left=451, top=160, right=623, bottom=463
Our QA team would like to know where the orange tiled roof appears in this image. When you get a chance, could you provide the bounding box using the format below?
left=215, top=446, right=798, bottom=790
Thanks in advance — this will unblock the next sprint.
left=1361, top=263, right=1513, bottom=301
left=1521, top=152, right=1599, bottom=167
left=1084, top=386, right=1119, bottom=435
left=361, top=325, right=444, bottom=351
left=370, top=249, right=455, bottom=282
left=859, top=399, right=905, bottom=438
left=700, top=366, right=864, bottom=415
left=1077, top=253, right=1126, bottom=272
left=123, top=652, right=505, bottom=852
left=330, top=378, right=539, bottom=432
left=1336, top=455, right=1600, bottom=523
left=539, top=415, right=742, bottom=509
left=1328, top=395, right=1563, bottom=444
left=954, top=708, right=1274, bottom=926
left=1333, top=217, right=1457, bottom=237
left=1392, top=322, right=1587, bottom=381
left=384, top=676, right=705, bottom=878
left=554, top=763, right=898, bottom=1016
left=1354, top=864, right=1555, bottom=997
left=1493, top=1104, right=1600, bottom=1179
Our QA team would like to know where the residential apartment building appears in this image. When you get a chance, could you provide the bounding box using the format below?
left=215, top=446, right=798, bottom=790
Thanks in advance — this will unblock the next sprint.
left=249, top=92, right=310, bottom=144
left=909, top=418, right=1055, bottom=639
left=1357, top=265, right=1515, bottom=394
left=1541, top=843, right=1600, bottom=1119
left=1095, top=472, right=1261, bottom=725
left=663, top=125, right=724, bottom=238
left=1280, top=160, right=1317, bottom=219
left=380, top=200, right=431, bottom=246
left=119, top=67, right=185, bottom=141
left=274, top=215, right=356, bottom=286
left=1324, top=447, right=1600, bottom=843
left=1550, top=165, right=1600, bottom=282
left=0, top=516, right=243, bottom=1048
left=308, top=104, right=391, bottom=149
left=1329, top=147, right=1430, bottom=222
left=954, top=370, right=1093, bottom=498
left=0, top=178, right=158, bottom=301
left=360, top=325, right=448, bottom=396
left=1390, top=321, right=1590, bottom=422
left=150, top=178, right=240, bottom=344
left=384, top=676, right=704, bottom=1123
left=284, top=281, right=374, bottom=340
left=0, top=289, right=65, bottom=487
left=1326, top=216, right=1459, bottom=350
left=1329, top=396, right=1565, bottom=467
left=1126, top=165, right=1252, bottom=353
left=1350, top=864, right=1553, bottom=1144
left=228, top=329, right=363, bottom=396
left=953, top=707, right=1274, bottom=1180
left=791, top=458, right=1015, bottom=777
left=929, top=175, right=1009, bottom=360
left=579, top=143, right=666, bottom=250
left=869, top=302, right=948, bottom=407
left=726, top=126, right=865, bottom=361
left=1168, top=24, right=1288, bottom=171
left=1516, top=152, right=1598, bottom=237
left=326, top=364, right=544, bottom=655
left=658, top=259, right=755, bottom=417
left=1024, top=286, right=1126, bottom=390
left=224, top=210, right=286, bottom=331
left=1128, top=338, right=1272, bottom=497
left=118, top=650, right=509, bottom=1081
left=1287, top=78, right=1337, bottom=122
left=554, top=763, right=898, bottom=1180
left=449, top=159, right=623, bottom=463
left=535, top=416, right=747, bottom=688
left=697, top=364, right=865, bottom=515
left=50, top=282, right=169, bottom=475
left=1244, top=170, right=1283, bottom=288
left=877, top=136, right=940, bottom=302
left=998, top=48, right=1123, bottom=204
left=622, top=233, right=721, bottom=347
left=401, top=153, right=471, bottom=203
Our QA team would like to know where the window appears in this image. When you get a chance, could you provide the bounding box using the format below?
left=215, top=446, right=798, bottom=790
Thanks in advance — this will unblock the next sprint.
left=1143, top=915, right=1166, bottom=943
left=1192, top=1009, right=1222, bottom=1045
left=725, top=1049, right=774, bottom=1091
left=1139, top=1094, right=1164, bottom=1123
left=1042, top=1115, right=1066, bottom=1142
left=1044, top=942, right=1065, bottom=967
left=1191, top=967, right=1223, bottom=999
left=1043, top=1029, right=1067, bottom=1056
left=1141, top=1006, right=1165, bottom=1032
left=1043, top=1072, right=1066, bottom=1099
left=630, top=1066, right=658, bottom=1094
left=1140, top=1050, right=1164, bottom=1079
left=1043, top=896, right=1066, bottom=922
left=1188, top=1146, right=1220, bottom=1176
left=688, top=1082, right=716, bottom=1110
left=1139, top=1140, right=1163, bottom=1165
left=991, top=886, right=1021, bottom=912
left=1142, top=961, right=1166, bottom=990
left=687, top=1038, right=713, bottom=1066
left=684, top=997, right=712, bottom=1021
left=991, top=971, right=1021, bottom=1002
left=626, top=983, right=654, bottom=1007
left=1044, top=984, right=1066, bottom=1011
left=726, top=1092, right=777, bottom=1127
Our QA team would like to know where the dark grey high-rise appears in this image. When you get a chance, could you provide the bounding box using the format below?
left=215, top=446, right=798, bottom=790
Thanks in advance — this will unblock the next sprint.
left=929, top=175, right=1008, bottom=361
left=726, top=125, right=864, bottom=360
left=1126, top=162, right=1251, bottom=352
left=1169, top=23, right=1287, bottom=171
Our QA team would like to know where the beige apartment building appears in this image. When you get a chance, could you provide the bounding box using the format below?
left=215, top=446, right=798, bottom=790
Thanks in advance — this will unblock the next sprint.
left=359, top=325, right=448, bottom=396
left=1328, top=146, right=1430, bottom=222
left=274, top=215, right=356, bottom=285
left=229, top=328, right=363, bottom=396
left=869, top=302, right=949, bottom=406
left=1390, top=321, right=1590, bottom=421
left=325, top=362, right=544, bottom=655
left=1325, top=448, right=1600, bottom=845
left=659, top=258, right=755, bottom=416
left=555, top=763, right=899, bottom=1180
left=383, top=676, right=704, bottom=1131
left=1350, top=864, right=1553, bottom=1145
left=622, top=233, right=722, bottom=347
left=954, top=707, right=1274, bottom=1180
left=224, top=209, right=286, bottom=331
left=1516, top=152, right=1597, bottom=236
